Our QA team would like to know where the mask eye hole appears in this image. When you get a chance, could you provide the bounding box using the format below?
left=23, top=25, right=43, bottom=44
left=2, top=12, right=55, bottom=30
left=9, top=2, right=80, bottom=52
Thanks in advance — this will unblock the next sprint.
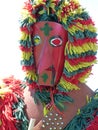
left=33, top=35, right=41, bottom=46
left=50, top=36, right=62, bottom=47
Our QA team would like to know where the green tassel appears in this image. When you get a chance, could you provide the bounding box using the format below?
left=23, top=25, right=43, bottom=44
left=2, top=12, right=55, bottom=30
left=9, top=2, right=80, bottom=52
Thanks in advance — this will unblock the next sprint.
left=57, top=85, right=68, bottom=92
left=20, top=40, right=32, bottom=48
left=74, top=30, right=85, bottom=39
left=21, top=56, right=34, bottom=66
left=64, top=92, right=98, bottom=130
left=84, top=30, right=97, bottom=38
left=54, top=94, right=73, bottom=111
left=67, top=51, right=97, bottom=59
left=34, top=90, right=51, bottom=104
left=12, top=97, right=29, bottom=130
left=63, top=67, right=87, bottom=77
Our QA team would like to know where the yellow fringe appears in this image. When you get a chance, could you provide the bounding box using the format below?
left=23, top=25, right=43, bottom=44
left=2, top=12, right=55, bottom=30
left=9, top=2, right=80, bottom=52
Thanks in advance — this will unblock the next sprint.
left=35, top=0, right=46, bottom=6
left=26, top=71, right=37, bottom=81
left=65, top=42, right=98, bottom=55
left=22, top=52, right=32, bottom=60
left=21, top=9, right=36, bottom=23
left=0, top=120, right=2, bottom=126
left=79, top=70, right=91, bottom=83
left=43, top=105, right=51, bottom=116
left=20, top=32, right=29, bottom=41
left=77, top=109, right=81, bottom=115
left=65, top=60, right=97, bottom=72
left=59, top=78, right=79, bottom=91
left=68, top=23, right=97, bottom=35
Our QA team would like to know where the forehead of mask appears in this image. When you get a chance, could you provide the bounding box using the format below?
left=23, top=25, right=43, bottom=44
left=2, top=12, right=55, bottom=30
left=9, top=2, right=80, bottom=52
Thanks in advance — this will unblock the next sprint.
left=32, top=22, right=67, bottom=86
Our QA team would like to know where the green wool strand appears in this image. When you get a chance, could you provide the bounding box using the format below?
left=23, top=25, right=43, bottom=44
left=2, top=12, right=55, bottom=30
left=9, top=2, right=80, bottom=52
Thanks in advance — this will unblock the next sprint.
left=64, top=92, right=98, bottom=130
left=20, top=40, right=32, bottom=48
left=63, top=67, right=88, bottom=77
left=12, top=97, right=29, bottom=130
left=21, top=56, right=34, bottom=66
left=67, top=51, right=97, bottom=59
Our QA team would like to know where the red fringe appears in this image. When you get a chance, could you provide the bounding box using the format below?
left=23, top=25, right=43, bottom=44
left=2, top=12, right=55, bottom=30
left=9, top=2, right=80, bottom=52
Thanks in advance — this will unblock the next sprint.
left=73, top=18, right=95, bottom=25
left=24, top=1, right=33, bottom=13
left=86, top=116, right=98, bottom=130
left=20, top=26, right=33, bottom=34
left=65, top=55, right=96, bottom=66
left=19, top=46, right=32, bottom=52
left=62, top=67, right=92, bottom=85
left=70, top=38, right=97, bottom=46
left=22, top=65, right=35, bottom=71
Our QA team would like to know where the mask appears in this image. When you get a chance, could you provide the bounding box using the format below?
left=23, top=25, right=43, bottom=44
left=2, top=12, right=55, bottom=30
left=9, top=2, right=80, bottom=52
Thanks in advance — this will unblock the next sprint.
left=32, top=21, right=67, bottom=86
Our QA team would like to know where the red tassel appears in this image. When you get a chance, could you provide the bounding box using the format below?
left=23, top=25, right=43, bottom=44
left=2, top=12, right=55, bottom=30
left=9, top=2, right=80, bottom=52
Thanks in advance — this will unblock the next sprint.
left=65, top=55, right=96, bottom=66
left=73, top=18, right=95, bottom=25
left=71, top=38, right=97, bottom=46
left=20, top=26, right=33, bottom=34
left=22, top=65, right=35, bottom=71
left=86, top=116, right=98, bottom=130
left=62, top=67, right=92, bottom=85
left=19, top=46, right=32, bottom=52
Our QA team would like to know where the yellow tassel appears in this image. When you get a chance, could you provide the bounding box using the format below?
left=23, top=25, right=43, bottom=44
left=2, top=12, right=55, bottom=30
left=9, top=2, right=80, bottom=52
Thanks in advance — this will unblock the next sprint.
left=79, top=70, right=91, bottom=83
left=77, top=109, right=80, bottom=115
left=86, top=95, right=90, bottom=103
left=59, top=78, right=79, bottom=91
left=66, top=42, right=98, bottom=55
left=43, top=106, right=50, bottom=116
left=68, top=22, right=83, bottom=35
left=65, top=60, right=97, bottom=72
left=68, top=23, right=97, bottom=35
left=26, top=71, right=37, bottom=81
left=20, top=32, right=29, bottom=41
left=0, top=120, right=2, bottom=126
left=84, top=24, right=97, bottom=32
left=22, top=52, right=32, bottom=60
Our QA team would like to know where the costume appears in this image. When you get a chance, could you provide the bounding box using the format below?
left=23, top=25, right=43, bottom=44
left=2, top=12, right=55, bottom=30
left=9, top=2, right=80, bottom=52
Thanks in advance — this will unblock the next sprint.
left=0, top=0, right=98, bottom=130
left=20, top=0, right=98, bottom=113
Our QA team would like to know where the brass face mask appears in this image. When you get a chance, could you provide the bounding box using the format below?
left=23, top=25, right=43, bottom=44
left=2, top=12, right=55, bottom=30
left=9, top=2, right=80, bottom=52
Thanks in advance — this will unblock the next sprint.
left=32, top=21, right=67, bottom=86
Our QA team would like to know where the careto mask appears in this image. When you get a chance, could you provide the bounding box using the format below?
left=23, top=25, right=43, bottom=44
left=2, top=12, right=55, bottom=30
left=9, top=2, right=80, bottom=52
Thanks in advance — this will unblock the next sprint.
left=32, top=21, right=68, bottom=86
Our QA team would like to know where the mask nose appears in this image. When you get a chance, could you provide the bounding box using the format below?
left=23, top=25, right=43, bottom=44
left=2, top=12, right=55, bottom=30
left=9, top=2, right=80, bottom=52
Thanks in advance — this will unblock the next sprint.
left=37, top=42, right=53, bottom=74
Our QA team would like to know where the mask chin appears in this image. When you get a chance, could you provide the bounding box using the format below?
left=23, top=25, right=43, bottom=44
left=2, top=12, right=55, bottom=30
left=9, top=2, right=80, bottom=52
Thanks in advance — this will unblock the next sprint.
left=37, top=66, right=56, bottom=87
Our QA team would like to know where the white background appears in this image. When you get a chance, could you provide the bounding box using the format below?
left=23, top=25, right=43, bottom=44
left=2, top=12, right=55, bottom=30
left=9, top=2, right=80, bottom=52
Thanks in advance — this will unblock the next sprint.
left=0, top=0, right=98, bottom=90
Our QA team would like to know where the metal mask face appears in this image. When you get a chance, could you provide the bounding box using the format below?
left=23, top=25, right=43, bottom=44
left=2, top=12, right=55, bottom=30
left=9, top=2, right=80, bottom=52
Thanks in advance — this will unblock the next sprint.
left=32, top=22, right=67, bottom=86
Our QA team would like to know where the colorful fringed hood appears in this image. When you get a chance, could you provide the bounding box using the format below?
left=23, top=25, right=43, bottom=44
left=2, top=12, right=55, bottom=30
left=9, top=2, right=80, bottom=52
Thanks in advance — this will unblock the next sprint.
left=19, top=0, right=98, bottom=114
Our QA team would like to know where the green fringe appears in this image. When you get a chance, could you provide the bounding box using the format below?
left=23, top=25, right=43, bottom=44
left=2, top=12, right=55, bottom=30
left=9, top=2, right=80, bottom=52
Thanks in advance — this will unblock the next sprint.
left=24, top=77, right=34, bottom=84
left=20, top=39, right=32, bottom=48
left=34, top=90, right=51, bottom=104
left=34, top=89, right=73, bottom=112
left=21, top=56, right=34, bottom=66
left=64, top=91, right=98, bottom=130
left=63, top=67, right=89, bottom=77
left=67, top=51, right=97, bottom=59
left=12, top=96, right=29, bottom=130
left=74, top=11, right=90, bottom=20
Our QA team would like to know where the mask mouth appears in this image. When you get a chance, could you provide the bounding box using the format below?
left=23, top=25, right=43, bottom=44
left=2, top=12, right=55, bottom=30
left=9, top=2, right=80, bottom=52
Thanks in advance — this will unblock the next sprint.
left=37, top=66, right=56, bottom=86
